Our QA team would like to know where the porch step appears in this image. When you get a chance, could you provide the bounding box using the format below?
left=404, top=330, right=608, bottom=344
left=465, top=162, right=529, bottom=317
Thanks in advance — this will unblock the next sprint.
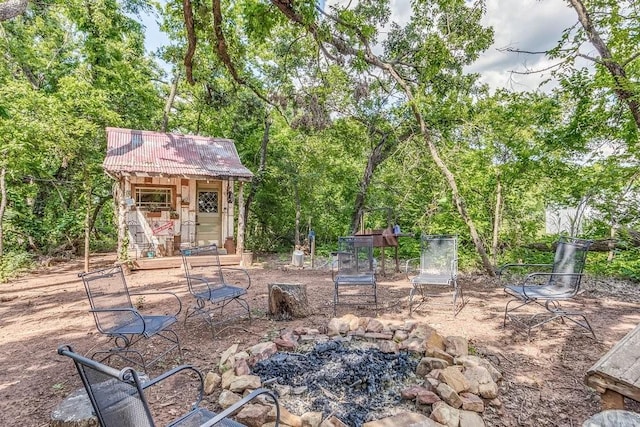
left=131, top=254, right=242, bottom=270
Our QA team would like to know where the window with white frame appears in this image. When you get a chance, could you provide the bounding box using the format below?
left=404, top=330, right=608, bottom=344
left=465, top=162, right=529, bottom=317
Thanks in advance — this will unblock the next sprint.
left=134, top=187, right=172, bottom=209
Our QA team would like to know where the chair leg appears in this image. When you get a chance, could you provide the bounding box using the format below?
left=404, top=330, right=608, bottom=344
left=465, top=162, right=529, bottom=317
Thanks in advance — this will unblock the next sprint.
left=503, top=298, right=530, bottom=327
left=545, top=301, right=596, bottom=339
left=453, top=285, right=465, bottom=316
left=92, top=347, right=148, bottom=372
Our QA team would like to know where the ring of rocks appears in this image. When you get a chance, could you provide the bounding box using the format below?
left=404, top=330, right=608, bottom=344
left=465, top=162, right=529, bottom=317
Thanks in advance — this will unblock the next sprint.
left=209, top=314, right=503, bottom=427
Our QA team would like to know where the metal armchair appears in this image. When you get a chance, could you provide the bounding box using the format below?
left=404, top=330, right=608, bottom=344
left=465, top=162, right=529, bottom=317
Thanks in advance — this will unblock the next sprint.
left=58, top=345, right=280, bottom=427
left=499, top=236, right=594, bottom=338
left=332, top=236, right=377, bottom=316
left=79, top=265, right=182, bottom=371
left=405, top=234, right=463, bottom=316
left=180, top=244, right=251, bottom=336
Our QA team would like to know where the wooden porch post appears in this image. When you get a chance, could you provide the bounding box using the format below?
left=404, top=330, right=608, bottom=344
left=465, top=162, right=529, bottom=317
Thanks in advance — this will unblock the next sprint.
left=237, top=181, right=245, bottom=258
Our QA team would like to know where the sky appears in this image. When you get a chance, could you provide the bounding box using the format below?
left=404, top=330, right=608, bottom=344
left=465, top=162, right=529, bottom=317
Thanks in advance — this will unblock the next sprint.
left=140, top=0, right=583, bottom=92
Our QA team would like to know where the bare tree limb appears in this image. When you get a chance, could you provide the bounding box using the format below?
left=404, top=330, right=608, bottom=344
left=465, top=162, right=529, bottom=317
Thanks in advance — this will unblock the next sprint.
left=567, top=0, right=640, bottom=129
left=270, top=0, right=496, bottom=275
left=210, top=0, right=288, bottom=123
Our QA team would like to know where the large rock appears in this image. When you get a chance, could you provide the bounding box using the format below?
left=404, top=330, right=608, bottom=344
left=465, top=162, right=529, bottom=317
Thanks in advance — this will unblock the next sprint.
left=455, top=355, right=502, bottom=382
left=327, top=318, right=351, bottom=336
left=430, top=401, right=460, bottom=427
left=248, top=342, right=278, bottom=365
left=444, top=336, right=468, bottom=358
left=416, top=357, right=450, bottom=377
left=50, top=388, right=99, bottom=427
left=459, top=409, right=486, bottom=427
left=363, top=411, right=446, bottom=426
left=204, top=371, right=221, bottom=395
left=219, top=344, right=239, bottom=369
left=235, top=403, right=271, bottom=427
left=463, top=366, right=498, bottom=399
left=460, top=392, right=485, bottom=412
left=301, top=411, right=323, bottom=427
left=436, top=383, right=463, bottom=409
left=437, top=366, right=470, bottom=394
left=229, top=375, right=262, bottom=393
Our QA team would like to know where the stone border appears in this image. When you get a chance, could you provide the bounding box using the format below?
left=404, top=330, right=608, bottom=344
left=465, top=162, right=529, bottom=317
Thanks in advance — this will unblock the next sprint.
left=209, top=314, right=503, bottom=427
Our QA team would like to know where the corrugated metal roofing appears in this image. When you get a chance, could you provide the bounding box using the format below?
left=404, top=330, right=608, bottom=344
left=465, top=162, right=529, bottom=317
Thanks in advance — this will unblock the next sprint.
left=103, top=127, right=254, bottom=181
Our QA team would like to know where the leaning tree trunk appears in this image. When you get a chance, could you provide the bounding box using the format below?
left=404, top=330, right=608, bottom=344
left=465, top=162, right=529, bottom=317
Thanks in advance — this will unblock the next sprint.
left=242, top=113, right=271, bottom=248
left=270, top=0, right=495, bottom=276
left=491, top=175, right=503, bottom=265
left=83, top=182, right=91, bottom=273
left=350, top=133, right=389, bottom=235
left=0, top=166, right=6, bottom=258
left=567, top=0, right=640, bottom=130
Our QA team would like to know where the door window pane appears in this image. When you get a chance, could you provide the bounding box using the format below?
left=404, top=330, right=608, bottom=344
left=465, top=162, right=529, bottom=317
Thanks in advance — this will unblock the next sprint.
left=198, top=191, right=218, bottom=213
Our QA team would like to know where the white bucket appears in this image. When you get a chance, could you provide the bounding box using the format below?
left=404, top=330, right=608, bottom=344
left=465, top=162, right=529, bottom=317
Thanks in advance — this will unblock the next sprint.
left=291, top=250, right=304, bottom=267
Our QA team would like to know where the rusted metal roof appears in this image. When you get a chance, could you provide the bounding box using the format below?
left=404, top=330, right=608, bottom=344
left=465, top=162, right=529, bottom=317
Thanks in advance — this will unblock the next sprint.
left=103, top=127, right=254, bottom=181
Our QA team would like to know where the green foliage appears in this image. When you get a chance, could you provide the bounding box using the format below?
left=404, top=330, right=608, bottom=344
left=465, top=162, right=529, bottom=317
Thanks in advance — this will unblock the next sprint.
left=0, top=252, right=35, bottom=282
left=586, top=249, right=640, bottom=282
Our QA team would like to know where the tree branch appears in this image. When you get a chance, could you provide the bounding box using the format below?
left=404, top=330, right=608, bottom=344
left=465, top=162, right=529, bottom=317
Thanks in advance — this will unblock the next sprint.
left=182, top=0, right=196, bottom=84
left=567, top=0, right=640, bottom=129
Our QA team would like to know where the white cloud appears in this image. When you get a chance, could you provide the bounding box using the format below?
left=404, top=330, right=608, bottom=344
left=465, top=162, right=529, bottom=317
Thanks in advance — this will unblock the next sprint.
left=466, top=0, right=580, bottom=92
left=328, top=0, right=582, bottom=92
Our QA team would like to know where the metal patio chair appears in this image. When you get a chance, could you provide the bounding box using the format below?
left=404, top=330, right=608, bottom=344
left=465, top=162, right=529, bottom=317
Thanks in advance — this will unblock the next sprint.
left=79, top=265, right=182, bottom=371
left=58, top=345, right=280, bottom=427
left=405, top=234, right=463, bottom=316
left=499, top=236, right=595, bottom=338
left=332, top=236, right=377, bottom=316
left=180, top=244, right=251, bottom=336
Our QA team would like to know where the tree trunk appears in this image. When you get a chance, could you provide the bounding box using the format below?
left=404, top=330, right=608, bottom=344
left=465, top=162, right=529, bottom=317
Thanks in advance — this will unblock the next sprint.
left=270, top=0, right=495, bottom=276
left=567, top=0, right=640, bottom=130
left=161, top=71, right=180, bottom=132
left=293, top=178, right=301, bottom=247
left=83, top=183, right=91, bottom=273
left=0, top=166, right=6, bottom=258
left=243, top=113, right=271, bottom=247
left=350, top=133, right=389, bottom=235
left=268, top=283, right=311, bottom=319
left=491, top=176, right=502, bottom=265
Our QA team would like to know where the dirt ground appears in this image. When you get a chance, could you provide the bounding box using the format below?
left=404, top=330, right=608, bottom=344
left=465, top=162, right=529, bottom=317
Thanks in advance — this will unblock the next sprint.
left=1, top=252, right=639, bottom=427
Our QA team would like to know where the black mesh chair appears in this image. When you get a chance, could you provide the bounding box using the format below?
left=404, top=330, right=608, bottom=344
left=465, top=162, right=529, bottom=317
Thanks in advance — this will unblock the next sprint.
left=499, top=236, right=595, bottom=338
left=332, top=236, right=377, bottom=316
left=180, top=244, right=251, bottom=336
left=58, top=345, right=280, bottom=427
left=79, top=265, right=182, bottom=371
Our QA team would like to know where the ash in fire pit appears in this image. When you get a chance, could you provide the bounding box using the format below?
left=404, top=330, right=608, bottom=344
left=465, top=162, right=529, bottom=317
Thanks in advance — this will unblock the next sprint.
left=252, top=340, right=420, bottom=426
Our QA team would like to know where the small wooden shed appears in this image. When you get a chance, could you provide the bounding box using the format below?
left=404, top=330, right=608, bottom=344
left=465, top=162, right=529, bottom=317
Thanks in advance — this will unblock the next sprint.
left=103, top=127, right=253, bottom=262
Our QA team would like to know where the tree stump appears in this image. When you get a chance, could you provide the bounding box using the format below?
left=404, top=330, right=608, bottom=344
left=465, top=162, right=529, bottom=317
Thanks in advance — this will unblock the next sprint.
left=268, top=283, right=311, bottom=320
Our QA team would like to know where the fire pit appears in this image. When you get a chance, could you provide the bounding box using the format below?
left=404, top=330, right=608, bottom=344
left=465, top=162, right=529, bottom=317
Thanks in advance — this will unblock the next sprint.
left=252, top=340, right=420, bottom=426
left=213, top=316, right=502, bottom=427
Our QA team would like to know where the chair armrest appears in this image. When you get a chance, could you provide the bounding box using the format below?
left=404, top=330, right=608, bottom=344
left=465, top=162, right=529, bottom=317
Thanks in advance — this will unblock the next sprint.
left=130, top=291, right=182, bottom=317
left=220, top=267, right=252, bottom=290
left=497, top=263, right=553, bottom=276
left=142, top=365, right=205, bottom=409
left=199, top=388, right=280, bottom=427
